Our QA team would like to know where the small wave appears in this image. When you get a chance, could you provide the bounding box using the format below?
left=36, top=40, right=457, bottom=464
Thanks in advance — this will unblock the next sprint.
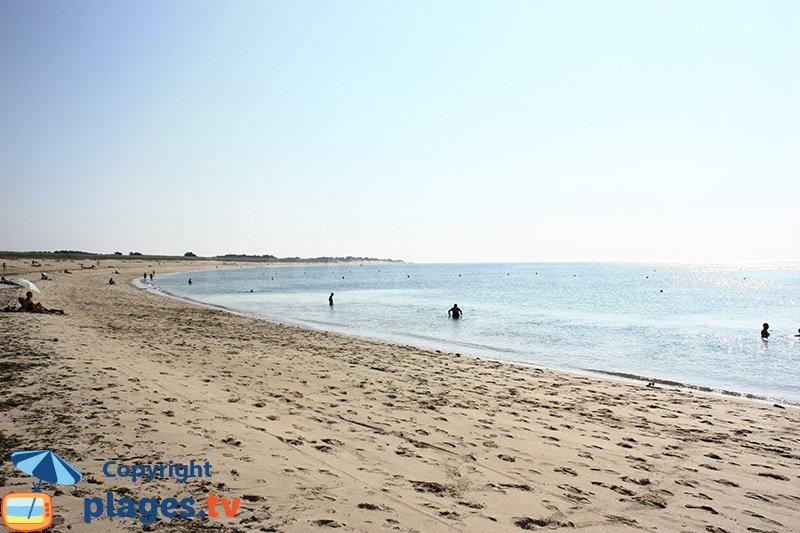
left=584, top=368, right=798, bottom=406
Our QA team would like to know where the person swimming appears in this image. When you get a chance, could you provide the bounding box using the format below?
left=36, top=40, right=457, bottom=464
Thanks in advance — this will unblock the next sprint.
left=448, top=304, right=462, bottom=319
left=761, top=323, right=770, bottom=339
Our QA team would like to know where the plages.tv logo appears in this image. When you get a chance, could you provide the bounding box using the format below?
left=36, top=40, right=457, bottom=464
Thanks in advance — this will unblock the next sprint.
left=84, top=458, right=241, bottom=525
left=1, top=449, right=82, bottom=532
left=4, top=451, right=243, bottom=529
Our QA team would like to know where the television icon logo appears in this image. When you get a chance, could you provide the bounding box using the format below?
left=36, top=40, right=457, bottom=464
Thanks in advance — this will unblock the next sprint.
left=1, top=492, right=53, bottom=532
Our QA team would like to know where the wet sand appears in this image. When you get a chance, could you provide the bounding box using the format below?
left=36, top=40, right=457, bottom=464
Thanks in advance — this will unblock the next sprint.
left=1, top=259, right=799, bottom=532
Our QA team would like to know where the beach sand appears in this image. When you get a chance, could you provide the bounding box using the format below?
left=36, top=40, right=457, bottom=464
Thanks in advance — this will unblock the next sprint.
left=1, top=259, right=799, bottom=532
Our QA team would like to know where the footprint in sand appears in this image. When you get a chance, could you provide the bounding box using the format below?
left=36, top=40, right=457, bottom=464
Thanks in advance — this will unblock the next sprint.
left=757, top=472, right=789, bottom=481
left=591, top=481, right=635, bottom=496
left=357, top=502, right=394, bottom=512
left=632, top=492, right=667, bottom=509
left=553, top=466, right=577, bottom=476
left=310, top=518, right=344, bottom=528
left=621, top=476, right=650, bottom=486
left=513, top=517, right=574, bottom=530
left=685, top=503, right=718, bottom=514
left=456, top=500, right=484, bottom=509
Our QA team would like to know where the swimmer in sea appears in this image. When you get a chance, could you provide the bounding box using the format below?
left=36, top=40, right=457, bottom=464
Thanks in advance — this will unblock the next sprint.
left=448, top=304, right=462, bottom=319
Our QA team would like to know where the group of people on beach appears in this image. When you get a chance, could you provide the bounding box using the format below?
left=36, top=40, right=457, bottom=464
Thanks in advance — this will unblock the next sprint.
left=8, top=265, right=797, bottom=343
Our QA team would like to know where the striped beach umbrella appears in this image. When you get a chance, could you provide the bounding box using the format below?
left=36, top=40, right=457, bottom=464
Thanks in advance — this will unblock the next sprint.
left=7, top=278, right=40, bottom=293
left=11, top=450, right=82, bottom=490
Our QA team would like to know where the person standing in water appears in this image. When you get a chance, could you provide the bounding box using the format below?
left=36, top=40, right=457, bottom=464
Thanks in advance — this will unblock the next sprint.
left=448, top=304, right=462, bottom=319
left=761, top=323, right=770, bottom=339
left=329, top=292, right=334, bottom=306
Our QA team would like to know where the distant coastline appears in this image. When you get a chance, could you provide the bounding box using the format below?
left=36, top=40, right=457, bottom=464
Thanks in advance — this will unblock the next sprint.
left=0, top=250, right=405, bottom=264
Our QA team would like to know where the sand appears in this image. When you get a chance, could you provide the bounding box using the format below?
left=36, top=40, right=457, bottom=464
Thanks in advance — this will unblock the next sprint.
left=1, top=258, right=799, bottom=532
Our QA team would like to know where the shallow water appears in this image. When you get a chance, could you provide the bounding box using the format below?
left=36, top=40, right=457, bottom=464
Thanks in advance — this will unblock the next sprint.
left=153, top=262, right=800, bottom=403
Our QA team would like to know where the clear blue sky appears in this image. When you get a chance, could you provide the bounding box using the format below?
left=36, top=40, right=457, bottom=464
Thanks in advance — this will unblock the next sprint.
left=1, top=1, right=798, bottom=262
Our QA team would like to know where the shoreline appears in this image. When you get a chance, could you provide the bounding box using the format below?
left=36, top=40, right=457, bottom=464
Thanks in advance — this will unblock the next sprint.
left=1, top=258, right=799, bottom=532
left=150, top=265, right=800, bottom=409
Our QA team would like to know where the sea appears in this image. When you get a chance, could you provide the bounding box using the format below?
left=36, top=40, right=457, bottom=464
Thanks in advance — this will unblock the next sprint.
left=149, top=262, right=800, bottom=404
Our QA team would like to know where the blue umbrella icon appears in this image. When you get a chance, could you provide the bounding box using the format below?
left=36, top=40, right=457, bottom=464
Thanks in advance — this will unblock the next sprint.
left=11, top=450, right=82, bottom=491
left=11, top=450, right=82, bottom=521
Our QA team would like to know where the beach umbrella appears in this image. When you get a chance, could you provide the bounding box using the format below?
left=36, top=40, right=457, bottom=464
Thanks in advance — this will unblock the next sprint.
left=11, top=450, right=82, bottom=491
left=7, top=278, right=40, bottom=293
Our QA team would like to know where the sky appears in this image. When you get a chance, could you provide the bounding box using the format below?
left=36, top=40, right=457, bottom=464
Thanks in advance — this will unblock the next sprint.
left=1, top=1, right=798, bottom=263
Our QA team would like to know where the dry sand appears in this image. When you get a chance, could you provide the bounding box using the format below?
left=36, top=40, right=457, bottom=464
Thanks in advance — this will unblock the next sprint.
left=1, top=259, right=799, bottom=532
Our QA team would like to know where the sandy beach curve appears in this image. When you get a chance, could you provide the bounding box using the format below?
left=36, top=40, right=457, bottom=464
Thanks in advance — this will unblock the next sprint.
left=1, top=259, right=799, bottom=532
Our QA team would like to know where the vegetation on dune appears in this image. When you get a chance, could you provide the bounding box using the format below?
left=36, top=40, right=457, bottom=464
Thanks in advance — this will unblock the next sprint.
left=0, top=250, right=403, bottom=263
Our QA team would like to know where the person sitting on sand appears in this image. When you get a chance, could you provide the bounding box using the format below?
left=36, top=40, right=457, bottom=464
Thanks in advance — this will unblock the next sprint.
left=18, top=292, right=34, bottom=312
left=448, top=304, right=462, bottom=319
left=0, top=276, right=11, bottom=285
left=108, top=277, right=115, bottom=285
left=18, top=291, right=65, bottom=314
left=761, top=323, right=770, bottom=339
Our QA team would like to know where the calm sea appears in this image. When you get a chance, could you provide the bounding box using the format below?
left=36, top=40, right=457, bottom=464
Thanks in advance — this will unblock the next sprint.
left=151, top=262, right=800, bottom=403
